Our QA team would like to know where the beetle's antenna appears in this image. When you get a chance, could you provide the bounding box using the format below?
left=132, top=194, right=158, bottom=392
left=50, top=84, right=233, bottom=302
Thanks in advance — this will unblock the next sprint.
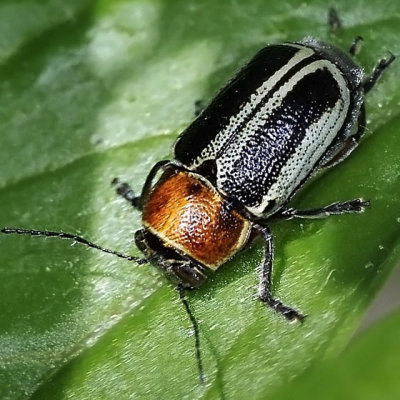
left=1, top=228, right=147, bottom=265
left=177, top=285, right=205, bottom=384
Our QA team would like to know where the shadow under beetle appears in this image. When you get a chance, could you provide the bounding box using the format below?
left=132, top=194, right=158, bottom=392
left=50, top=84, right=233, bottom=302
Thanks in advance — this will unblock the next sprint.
left=1, top=20, right=395, bottom=383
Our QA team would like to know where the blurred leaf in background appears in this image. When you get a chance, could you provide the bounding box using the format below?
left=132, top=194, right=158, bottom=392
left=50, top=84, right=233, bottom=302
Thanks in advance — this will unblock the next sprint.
left=0, top=0, right=399, bottom=399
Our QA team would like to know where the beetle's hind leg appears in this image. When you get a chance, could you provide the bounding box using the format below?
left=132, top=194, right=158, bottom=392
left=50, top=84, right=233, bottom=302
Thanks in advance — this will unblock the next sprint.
left=363, top=53, right=396, bottom=94
left=274, top=198, right=370, bottom=221
left=328, top=7, right=342, bottom=34
left=328, top=8, right=363, bottom=57
left=254, top=224, right=305, bottom=322
left=349, top=36, right=363, bottom=57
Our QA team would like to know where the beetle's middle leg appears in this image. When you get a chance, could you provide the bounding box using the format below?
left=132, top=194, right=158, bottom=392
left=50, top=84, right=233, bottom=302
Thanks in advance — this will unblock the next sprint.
left=274, top=198, right=370, bottom=221
left=254, top=224, right=305, bottom=322
left=349, top=36, right=363, bottom=57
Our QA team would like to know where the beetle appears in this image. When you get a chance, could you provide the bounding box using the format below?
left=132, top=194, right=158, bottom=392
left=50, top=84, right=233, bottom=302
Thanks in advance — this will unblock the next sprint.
left=113, top=36, right=394, bottom=321
left=1, top=35, right=395, bottom=382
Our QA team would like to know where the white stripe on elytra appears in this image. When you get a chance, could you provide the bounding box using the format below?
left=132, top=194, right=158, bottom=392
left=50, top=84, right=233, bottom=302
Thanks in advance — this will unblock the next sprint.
left=188, top=45, right=315, bottom=169
left=246, top=64, right=350, bottom=216
left=216, top=59, right=348, bottom=177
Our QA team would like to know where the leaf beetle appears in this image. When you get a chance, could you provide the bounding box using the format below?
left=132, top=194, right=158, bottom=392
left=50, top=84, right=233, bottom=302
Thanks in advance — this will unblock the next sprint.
left=1, top=24, right=395, bottom=383
left=115, top=36, right=394, bottom=322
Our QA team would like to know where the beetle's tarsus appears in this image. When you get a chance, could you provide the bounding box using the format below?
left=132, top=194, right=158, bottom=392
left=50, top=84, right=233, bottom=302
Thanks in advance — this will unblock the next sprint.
left=260, top=294, right=306, bottom=323
left=364, top=52, right=396, bottom=94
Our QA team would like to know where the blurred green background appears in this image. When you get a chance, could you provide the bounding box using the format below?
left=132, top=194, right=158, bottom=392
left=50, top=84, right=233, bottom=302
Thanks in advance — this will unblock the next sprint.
left=0, top=0, right=399, bottom=399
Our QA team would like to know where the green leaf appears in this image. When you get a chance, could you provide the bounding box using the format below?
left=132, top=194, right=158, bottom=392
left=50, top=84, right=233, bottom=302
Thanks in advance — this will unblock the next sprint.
left=270, top=310, right=400, bottom=400
left=0, top=0, right=399, bottom=399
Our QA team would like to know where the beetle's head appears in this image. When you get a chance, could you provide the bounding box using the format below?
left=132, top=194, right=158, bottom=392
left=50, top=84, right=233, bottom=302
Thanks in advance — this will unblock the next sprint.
left=134, top=228, right=207, bottom=289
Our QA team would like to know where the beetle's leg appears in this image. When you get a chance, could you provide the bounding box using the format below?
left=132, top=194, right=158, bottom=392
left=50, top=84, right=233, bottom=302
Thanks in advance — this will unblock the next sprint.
left=363, top=53, right=395, bottom=94
left=274, top=198, right=370, bottom=221
left=349, top=36, right=363, bottom=57
left=112, top=179, right=140, bottom=208
left=320, top=53, right=394, bottom=168
left=254, top=224, right=305, bottom=322
left=112, top=160, right=170, bottom=210
left=328, top=7, right=342, bottom=34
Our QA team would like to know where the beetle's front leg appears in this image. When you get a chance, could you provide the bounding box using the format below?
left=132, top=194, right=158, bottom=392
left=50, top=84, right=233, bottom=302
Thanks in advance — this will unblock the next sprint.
left=275, top=198, right=370, bottom=221
left=254, top=224, right=305, bottom=322
left=112, top=178, right=141, bottom=209
left=112, top=160, right=170, bottom=210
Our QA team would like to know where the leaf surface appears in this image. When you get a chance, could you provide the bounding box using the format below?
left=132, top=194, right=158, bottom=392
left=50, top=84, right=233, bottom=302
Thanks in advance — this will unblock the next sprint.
left=0, top=0, right=399, bottom=399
